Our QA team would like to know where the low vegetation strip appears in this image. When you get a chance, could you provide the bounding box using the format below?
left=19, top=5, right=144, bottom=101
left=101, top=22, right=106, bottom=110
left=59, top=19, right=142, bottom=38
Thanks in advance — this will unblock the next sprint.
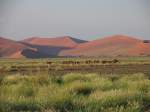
left=0, top=57, right=150, bottom=75
left=0, top=73, right=150, bottom=112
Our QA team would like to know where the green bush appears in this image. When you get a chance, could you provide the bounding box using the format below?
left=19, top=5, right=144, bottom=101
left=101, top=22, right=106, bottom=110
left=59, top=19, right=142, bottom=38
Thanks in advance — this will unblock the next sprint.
left=17, top=83, right=37, bottom=97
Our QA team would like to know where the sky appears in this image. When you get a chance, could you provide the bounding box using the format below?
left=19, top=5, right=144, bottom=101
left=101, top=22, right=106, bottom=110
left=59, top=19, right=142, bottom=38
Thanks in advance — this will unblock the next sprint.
left=0, top=0, right=150, bottom=40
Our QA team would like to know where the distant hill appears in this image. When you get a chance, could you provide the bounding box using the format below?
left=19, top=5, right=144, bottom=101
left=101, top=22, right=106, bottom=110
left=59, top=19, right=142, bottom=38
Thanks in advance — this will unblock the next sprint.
left=21, top=36, right=87, bottom=58
left=0, top=36, right=87, bottom=58
left=0, top=37, right=27, bottom=58
left=0, top=35, right=150, bottom=58
left=0, top=37, right=51, bottom=58
left=60, top=35, right=150, bottom=57
left=22, top=36, right=87, bottom=48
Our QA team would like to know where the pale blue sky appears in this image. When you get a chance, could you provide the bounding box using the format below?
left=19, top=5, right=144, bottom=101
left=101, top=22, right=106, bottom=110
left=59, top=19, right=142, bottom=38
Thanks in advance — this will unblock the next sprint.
left=0, top=0, right=150, bottom=40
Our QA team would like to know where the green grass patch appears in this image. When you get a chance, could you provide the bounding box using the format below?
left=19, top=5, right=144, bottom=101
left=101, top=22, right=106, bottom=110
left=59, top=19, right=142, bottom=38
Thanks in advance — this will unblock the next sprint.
left=0, top=73, right=149, bottom=112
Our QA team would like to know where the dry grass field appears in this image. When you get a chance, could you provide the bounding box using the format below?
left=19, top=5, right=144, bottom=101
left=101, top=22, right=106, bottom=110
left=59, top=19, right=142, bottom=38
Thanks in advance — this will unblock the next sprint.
left=0, top=57, right=150, bottom=112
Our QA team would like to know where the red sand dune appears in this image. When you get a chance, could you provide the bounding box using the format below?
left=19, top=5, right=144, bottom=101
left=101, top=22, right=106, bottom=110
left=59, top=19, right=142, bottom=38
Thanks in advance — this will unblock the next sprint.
left=0, top=35, right=150, bottom=58
left=0, top=37, right=41, bottom=58
left=0, top=37, right=27, bottom=58
left=0, top=36, right=87, bottom=58
left=60, top=35, right=150, bottom=56
left=9, top=51, right=24, bottom=58
left=127, top=42, right=150, bottom=55
left=22, top=36, right=86, bottom=48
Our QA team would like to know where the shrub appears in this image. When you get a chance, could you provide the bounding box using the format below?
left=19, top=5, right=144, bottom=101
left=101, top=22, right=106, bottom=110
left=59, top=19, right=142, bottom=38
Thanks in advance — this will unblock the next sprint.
left=16, top=83, right=37, bottom=97
left=63, top=73, right=89, bottom=83
left=36, top=86, right=74, bottom=111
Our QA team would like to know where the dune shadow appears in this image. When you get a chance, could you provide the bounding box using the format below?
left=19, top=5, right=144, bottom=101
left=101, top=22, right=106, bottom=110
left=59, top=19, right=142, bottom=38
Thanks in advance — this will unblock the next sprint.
left=20, top=42, right=72, bottom=58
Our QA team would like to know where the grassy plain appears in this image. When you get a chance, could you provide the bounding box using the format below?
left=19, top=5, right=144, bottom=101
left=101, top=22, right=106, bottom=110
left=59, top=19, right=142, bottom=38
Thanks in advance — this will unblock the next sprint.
left=0, top=73, right=150, bottom=112
left=0, top=57, right=150, bottom=112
